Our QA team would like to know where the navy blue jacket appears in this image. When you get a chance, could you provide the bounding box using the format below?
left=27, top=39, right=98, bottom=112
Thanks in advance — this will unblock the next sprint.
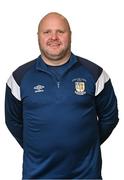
left=5, top=53, right=119, bottom=179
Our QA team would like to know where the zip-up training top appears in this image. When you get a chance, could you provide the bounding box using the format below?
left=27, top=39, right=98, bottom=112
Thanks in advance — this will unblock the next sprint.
left=5, top=53, right=119, bottom=179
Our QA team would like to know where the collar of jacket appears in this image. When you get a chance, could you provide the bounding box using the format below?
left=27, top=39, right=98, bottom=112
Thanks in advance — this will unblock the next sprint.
left=35, top=53, right=78, bottom=72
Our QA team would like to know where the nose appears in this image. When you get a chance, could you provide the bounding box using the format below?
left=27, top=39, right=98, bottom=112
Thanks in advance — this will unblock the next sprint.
left=51, top=32, right=58, bottom=40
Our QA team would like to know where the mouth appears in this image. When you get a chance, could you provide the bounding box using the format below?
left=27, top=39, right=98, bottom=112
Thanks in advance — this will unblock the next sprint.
left=47, top=42, right=61, bottom=48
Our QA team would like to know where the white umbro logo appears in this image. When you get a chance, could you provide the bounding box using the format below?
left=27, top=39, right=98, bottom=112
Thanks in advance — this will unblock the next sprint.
left=34, top=85, right=45, bottom=93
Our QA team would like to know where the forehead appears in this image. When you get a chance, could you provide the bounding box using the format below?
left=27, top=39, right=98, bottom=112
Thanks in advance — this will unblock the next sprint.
left=39, top=14, right=70, bottom=31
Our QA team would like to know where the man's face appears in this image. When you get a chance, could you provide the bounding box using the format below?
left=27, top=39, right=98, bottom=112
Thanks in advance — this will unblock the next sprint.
left=38, top=14, right=71, bottom=62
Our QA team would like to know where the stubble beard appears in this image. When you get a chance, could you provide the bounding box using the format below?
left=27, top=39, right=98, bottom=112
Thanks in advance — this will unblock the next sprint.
left=39, top=40, right=71, bottom=62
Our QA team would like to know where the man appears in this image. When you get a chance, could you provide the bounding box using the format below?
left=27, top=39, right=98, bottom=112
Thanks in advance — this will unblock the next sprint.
left=5, top=12, right=119, bottom=179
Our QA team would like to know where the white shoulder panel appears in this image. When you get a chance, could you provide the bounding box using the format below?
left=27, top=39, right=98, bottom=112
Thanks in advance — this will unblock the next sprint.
left=7, top=74, right=21, bottom=101
left=95, top=70, right=110, bottom=96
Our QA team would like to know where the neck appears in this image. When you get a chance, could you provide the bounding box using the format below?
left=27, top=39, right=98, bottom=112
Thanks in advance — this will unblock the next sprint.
left=41, top=53, right=71, bottom=66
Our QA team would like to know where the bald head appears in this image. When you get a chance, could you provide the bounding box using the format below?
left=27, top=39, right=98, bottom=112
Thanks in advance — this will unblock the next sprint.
left=38, top=12, right=71, bottom=34
left=37, top=12, right=72, bottom=66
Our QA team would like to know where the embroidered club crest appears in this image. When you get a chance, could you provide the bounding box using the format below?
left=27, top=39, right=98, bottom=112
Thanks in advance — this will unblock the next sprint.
left=75, top=81, right=86, bottom=95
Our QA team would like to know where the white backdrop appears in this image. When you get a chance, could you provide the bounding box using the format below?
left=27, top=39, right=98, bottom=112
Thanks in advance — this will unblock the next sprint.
left=0, top=0, right=123, bottom=179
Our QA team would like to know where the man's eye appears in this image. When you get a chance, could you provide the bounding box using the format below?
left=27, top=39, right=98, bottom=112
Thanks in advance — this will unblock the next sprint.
left=58, top=30, right=64, bottom=34
left=44, top=31, right=50, bottom=34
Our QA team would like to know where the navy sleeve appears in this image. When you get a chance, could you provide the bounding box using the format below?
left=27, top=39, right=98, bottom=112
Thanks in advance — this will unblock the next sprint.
left=5, top=82, right=23, bottom=148
left=95, top=79, right=119, bottom=144
left=5, top=60, right=35, bottom=148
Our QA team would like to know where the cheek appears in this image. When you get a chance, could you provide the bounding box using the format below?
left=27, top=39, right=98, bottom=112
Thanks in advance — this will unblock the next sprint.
left=63, top=34, right=71, bottom=42
left=62, top=37, right=70, bottom=45
left=39, top=36, right=48, bottom=44
left=40, top=40, right=48, bottom=48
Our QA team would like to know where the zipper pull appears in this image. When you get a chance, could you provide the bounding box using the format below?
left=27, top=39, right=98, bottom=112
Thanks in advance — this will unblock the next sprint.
left=57, top=82, right=60, bottom=88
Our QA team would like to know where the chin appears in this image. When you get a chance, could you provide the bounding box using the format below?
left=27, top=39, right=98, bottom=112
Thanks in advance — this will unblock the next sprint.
left=41, top=48, right=70, bottom=61
left=46, top=51, right=64, bottom=59
left=47, top=55, right=63, bottom=61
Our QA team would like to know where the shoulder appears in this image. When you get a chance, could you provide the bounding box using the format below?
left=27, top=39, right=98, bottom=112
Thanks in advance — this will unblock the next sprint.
left=6, top=59, right=36, bottom=101
left=12, top=59, right=36, bottom=86
left=76, top=56, right=103, bottom=82
left=76, top=56, right=110, bottom=95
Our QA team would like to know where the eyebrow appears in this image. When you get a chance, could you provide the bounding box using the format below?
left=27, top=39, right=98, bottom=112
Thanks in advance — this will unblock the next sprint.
left=41, top=28, right=68, bottom=32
